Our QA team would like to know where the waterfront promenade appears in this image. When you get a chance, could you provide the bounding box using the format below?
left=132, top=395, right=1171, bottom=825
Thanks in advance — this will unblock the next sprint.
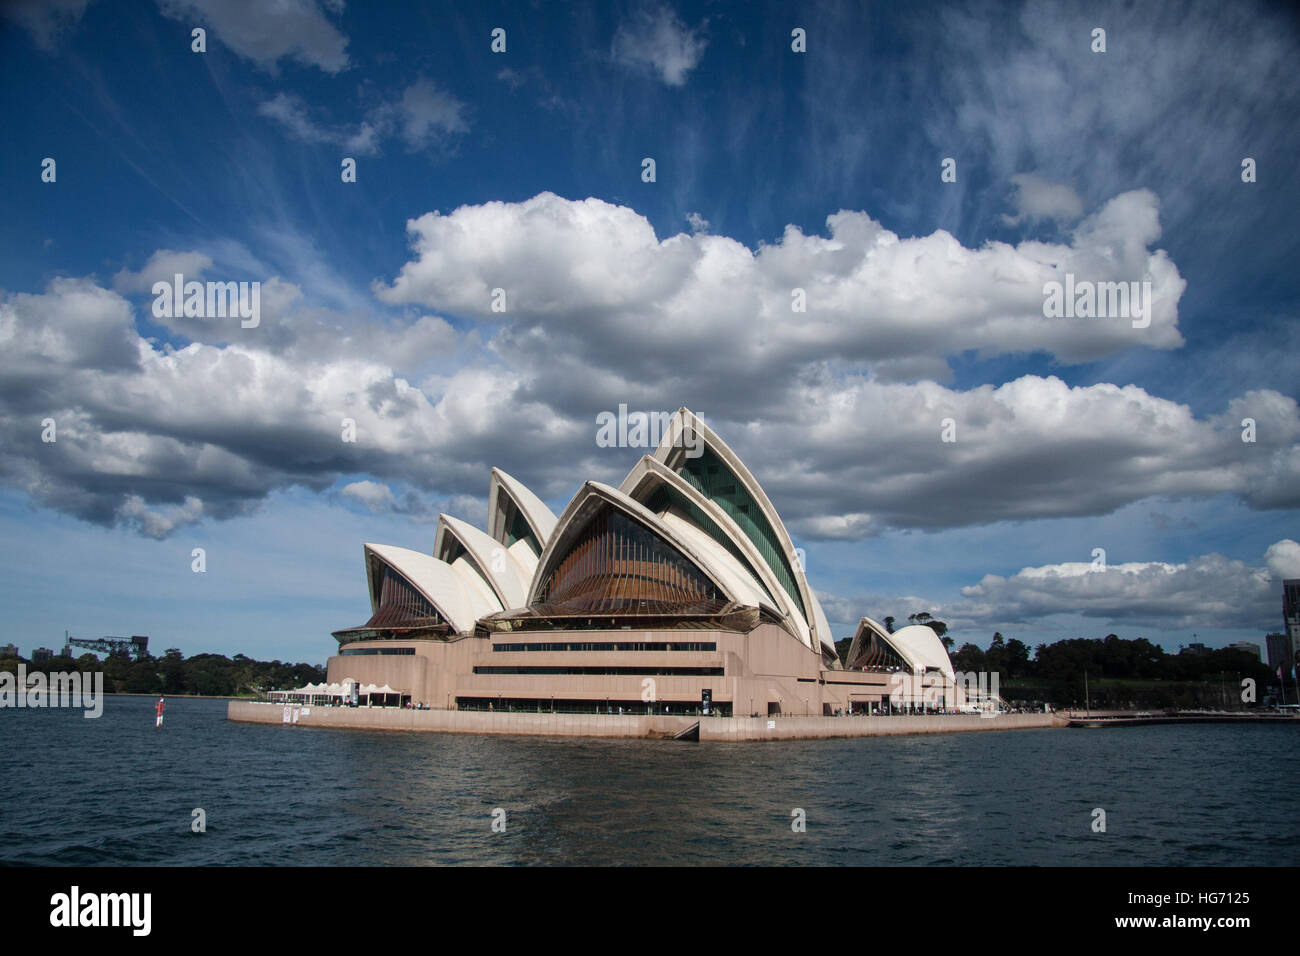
left=228, top=699, right=1066, bottom=740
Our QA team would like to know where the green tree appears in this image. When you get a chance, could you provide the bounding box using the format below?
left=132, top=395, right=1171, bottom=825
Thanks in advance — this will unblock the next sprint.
left=103, top=655, right=131, bottom=692
left=124, top=658, right=162, bottom=694
left=159, top=648, right=187, bottom=695
left=986, top=632, right=1007, bottom=674
left=1004, top=638, right=1031, bottom=677
left=951, top=643, right=986, bottom=672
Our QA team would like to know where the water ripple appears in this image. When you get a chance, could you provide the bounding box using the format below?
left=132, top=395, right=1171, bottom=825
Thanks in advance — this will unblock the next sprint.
left=2, top=698, right=1297, bottom=866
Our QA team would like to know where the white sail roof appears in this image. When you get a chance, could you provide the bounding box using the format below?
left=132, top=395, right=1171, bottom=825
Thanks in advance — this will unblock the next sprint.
left=435, top=512, right=530, bottom=609
left=648, top=408, right=825, bottom=649
left=807, top=592, right=837, bottom=657
left=846, top=617, right=956, bottom=681
left=887, top=625, right=956, bottom=681
left=619, top=455, right=809, bottom=644
left=340, top=414, right=869, bottom=663
left=657, top=508, right=780, bottom=615
left=364, top=542, right=499, bottom=635
left=488, top=467, right=559, bottom=552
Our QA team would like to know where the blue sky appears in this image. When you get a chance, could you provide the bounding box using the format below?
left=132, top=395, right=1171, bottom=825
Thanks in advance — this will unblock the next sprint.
left=1, top=0, right=1298, bottom=664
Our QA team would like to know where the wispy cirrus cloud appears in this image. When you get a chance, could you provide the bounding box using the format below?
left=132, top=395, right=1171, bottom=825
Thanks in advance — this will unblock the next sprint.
left=256, top=79, right=468, bottom=156
left=0, top=0, right=92, bottom=51
left=612, top=5, right=707, bottom=86
left=156, top=0, right=350, bottom=73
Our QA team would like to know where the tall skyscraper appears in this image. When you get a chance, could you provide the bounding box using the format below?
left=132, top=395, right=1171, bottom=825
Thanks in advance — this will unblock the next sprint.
left=1266, top=633, right=1293, bottom=675
left=1285, top=579, right=1300, bottom=658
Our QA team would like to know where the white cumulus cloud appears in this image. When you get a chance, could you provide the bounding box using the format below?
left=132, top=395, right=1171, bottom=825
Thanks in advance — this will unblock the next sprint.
left=376, top=190, right=1186, bottom=378
left=956, top=544, right=1286, bottom=630
left=341, top=480, right=395, bottom=513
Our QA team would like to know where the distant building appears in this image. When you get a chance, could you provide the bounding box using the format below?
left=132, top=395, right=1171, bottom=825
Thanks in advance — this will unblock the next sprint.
left=1227, top=641, right=1261, bottom=660
left=60, top=645, right=74, bottom=659
left=1181, top=642, right=1210, bottom=656
left=31, top=647, right=54, bottom=664
left=1267, top=633, right=1294, bottom=676
left=1284, top=579, right=1300, bottom=658
left=0, top=643, right=18, bottom=658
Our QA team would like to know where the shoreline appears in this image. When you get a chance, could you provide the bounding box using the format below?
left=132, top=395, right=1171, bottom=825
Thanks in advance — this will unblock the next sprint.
left=1067, top=713, right=1298, bottom=728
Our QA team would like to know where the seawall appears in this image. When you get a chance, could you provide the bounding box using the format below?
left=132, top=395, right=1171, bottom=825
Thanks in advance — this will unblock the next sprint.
left=229, top=700, right=692, bottom=738
left=1067, top=714, right=1299, bottom=728
left=228, top=700, right=1066, bottom=741
left=699, top=712, right=1065, bottom=740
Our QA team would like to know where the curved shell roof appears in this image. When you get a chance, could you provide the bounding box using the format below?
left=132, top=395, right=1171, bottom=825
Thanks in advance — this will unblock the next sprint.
left=887, top=625, right=956, bottom=681
left=620, top=455, right=809, bottom=645
left=435, top=512, right=530, bottom=609
left=657, top=508, right=781, bottom=615
left=846, top=617, right=955, bottom=681
left=344, top=415, right=879, bottom=663
left=364, top=542, right=500, bottom=635
left=489, top=467, right=559, bottom=549
left=808, top=592, right=835, bottom=658
left=648, top=407, right=830, bottom=652
left=527, top=480, right=747, bottom=608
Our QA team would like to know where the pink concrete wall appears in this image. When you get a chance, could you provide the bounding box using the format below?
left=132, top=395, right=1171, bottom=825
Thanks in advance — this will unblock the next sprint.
left=229, top=699, right=695, bottom=738
left=229, top=700, right=1064, bottom=741
left=699, top=713, right=1065, bottom=741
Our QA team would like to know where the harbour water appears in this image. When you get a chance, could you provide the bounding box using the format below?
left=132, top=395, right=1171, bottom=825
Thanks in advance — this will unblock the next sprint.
left=3, top=695, right=1296, bottom=866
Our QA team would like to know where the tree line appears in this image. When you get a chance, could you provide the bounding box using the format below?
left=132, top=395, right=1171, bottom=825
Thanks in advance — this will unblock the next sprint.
left=0, top=647, right=325, bottom=697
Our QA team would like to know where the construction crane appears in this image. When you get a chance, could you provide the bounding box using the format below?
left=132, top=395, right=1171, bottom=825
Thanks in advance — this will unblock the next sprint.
left=64, top=632, right=149, bottom=660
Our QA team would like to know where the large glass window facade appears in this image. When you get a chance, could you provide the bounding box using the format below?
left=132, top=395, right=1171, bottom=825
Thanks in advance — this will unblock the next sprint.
left=535, top=503, right=723, bottom=614
left=365, top=555, right=448, bottom=630
left=473, top=666, right=724, bottom=676
left=456, top=696, right=733, bottom=716
left=641, top=484, right=779, bottom=607
left=846, top=631, right=909, bottom=671
left=677, top=447, right=806, bottom=620
left=495, top=491, right=542, bottom=555
left=493, top=640, right=716, bottom=652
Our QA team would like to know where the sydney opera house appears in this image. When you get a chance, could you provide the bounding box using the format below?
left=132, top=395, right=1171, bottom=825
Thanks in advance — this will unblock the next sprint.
left=326, top=408, right=965, bottom=717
